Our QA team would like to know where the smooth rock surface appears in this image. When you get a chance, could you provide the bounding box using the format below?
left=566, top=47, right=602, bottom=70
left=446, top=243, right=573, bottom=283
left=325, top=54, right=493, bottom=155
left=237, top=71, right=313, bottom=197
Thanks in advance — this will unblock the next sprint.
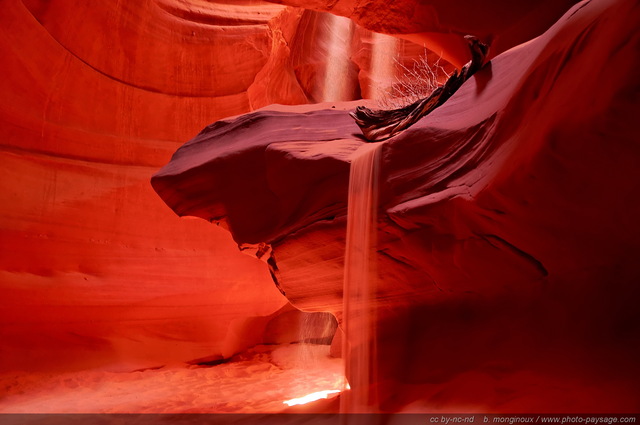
left=266, top=0, right=581, bottom=66
left=1, top=0, right=437, bottom=373
left=153, top=0, right=640, bottom=412
left=0, top=0, right=291, bottom=372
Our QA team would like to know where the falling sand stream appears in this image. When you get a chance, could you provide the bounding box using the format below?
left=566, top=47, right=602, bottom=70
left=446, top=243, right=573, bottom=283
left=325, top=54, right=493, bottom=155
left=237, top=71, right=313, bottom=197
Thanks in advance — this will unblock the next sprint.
left=341, top=141, right=384, bottom=413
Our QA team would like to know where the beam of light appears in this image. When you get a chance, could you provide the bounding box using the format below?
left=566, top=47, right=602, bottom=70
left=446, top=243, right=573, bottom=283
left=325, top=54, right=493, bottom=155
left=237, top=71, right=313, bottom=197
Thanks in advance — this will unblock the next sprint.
left=283, top=389, right=342, bottom=406
left=322, top=14, right=354, bottom=102
left=369, top=32, right=398, bottom=100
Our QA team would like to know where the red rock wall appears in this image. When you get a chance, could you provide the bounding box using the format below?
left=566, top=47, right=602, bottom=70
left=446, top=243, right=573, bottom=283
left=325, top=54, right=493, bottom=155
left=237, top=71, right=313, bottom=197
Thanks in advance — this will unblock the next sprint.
left=0, top=0, right=433, bottom=373
left=153, top=0, right=640, bottom=412
left=266, top=0, right=580, bottom=66
left=0, top=0, right=296, bottom=372
left=0, top=0, right=610, bottom=392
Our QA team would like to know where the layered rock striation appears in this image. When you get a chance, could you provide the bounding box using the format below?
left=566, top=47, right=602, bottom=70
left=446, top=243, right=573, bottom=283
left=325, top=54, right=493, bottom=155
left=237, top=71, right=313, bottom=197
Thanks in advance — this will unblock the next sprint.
left=153, top=0, right=640, bottom=412
left=1, top=0, right=447, bottom=373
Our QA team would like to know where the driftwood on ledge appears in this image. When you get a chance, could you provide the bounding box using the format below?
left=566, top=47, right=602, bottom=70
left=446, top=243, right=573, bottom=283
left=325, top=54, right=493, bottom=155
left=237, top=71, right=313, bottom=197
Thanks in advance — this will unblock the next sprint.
left=351, top=35, right=490, bottom=142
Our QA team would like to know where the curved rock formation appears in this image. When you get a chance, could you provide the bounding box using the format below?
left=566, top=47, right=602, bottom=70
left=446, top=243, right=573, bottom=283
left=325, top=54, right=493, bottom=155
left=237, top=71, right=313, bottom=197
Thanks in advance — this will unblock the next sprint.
left=0, top=0, right=299, bottom=372
left=266, top=0, right=581, bottom=67
left=3, top=0, right=456, bottom=374
left=153, top=0, right=640, bottom=412
left=2, top=0, right=454, bottom=373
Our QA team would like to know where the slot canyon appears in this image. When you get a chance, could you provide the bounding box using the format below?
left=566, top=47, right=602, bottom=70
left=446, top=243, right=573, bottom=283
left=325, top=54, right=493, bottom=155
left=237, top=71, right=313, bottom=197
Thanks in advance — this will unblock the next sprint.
left=1, top=0, right=639, bottom=420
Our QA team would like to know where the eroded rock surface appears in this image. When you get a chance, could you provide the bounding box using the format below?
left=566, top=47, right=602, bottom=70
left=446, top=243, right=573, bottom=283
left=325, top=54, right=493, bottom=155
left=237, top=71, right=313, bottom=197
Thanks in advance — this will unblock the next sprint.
left=266, top=0, right=581, bottom=66
left=153, top=0, right=640, bottom=412
left=3, top=0, right=450, bottom=373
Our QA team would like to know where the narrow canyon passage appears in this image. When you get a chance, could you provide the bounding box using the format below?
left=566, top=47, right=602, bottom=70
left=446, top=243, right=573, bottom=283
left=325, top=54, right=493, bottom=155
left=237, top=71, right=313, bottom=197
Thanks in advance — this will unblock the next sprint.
left=1, top=0, right=639, bottom=416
